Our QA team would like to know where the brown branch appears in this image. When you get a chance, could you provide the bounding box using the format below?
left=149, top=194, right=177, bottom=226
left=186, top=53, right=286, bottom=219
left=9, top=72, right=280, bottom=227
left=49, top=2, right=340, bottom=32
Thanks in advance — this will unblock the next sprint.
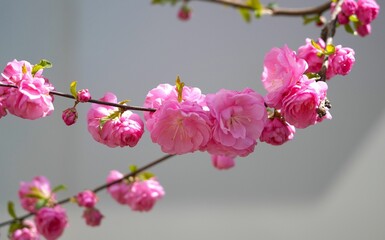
left=0, top=83, right=156, bottom=112
left=191, top=0, right=331, bottom=16
left=0, top=154, right=175, bottom=228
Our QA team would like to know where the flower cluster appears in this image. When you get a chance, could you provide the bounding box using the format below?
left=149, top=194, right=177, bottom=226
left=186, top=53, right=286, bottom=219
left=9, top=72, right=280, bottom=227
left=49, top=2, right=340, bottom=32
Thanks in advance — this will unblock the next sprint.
left=14, top=176, right=68, bottom=240
left=261, top=45, right=332, bottom=132
left=87, top=92, right=144, bottom=148
left=106, top=170, right=165, bottom=212
left=75, top=190, right=104, bottom=227
left=335, top=0, right=380, bottom=37
left=0, top=59, right=54, bottom=120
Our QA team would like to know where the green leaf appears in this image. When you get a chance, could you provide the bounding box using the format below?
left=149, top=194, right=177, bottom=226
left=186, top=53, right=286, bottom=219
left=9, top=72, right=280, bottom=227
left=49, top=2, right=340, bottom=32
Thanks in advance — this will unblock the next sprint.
left=35, top=198, right=48, bottom=210
left=305, top=72, right=321, bottom=80
left=349, top=14, right=359, bottom=23
left=239, top=8, right=251, bottom=23
left=31, top=59, right=52, bottom=76
left=70, top=81, right=78, bottom=99
left=247, top=0, right=263, bottom=18
left=139, top=171, right=155, bottom=181
left=52, top=184, right=67, bottom=193
left=7, top=201, right=17, bottom=219
left=311, top=39, right=324, bottom=52
left=151, top=0, right=178, bottom=5
left=129, top=165, right=138, bottom=173
left=325, top=44, right=335, bottom=55
left=302, top=15, right=319, bottom=25
left=344, top=23, right=356, bottom=35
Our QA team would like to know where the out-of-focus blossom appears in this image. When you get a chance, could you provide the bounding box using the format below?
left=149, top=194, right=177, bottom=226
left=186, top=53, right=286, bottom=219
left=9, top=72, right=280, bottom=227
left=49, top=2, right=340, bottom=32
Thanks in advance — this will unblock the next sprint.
left=19, top=176, right=54, bottom=213
left=82, top=208, right=104, bottom=227
left=211, top=155, right=235, bottom=170
left=34, top=206, right=68, bottom=240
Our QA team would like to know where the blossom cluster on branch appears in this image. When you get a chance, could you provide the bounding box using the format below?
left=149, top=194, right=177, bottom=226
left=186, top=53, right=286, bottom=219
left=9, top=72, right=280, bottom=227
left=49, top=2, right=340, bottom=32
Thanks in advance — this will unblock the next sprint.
left=0, top=0, right=380, bottom=239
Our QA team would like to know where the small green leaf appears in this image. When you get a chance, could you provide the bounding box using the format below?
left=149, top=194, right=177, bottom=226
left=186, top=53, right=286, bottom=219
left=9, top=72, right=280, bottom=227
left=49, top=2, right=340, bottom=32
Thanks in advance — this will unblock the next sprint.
left=349, top=14, right=359, bottom=23
left=52, top=184, right=67, bottom=193
left=344, top=23, right=356, bottom=35
left=325, top=44, right=335, bottom=55
left=305, top=72, right=321, bottom=80
left=32, top=59, right=52, bottom=76
left=7, top=201, right=17, bottom=219
left=35, top=198, right=48, bottom=210
left=248, top=0, right=263, bottom=18
left=239, top=8, right=251, bottom=23
left=129, top=165, right=138, bottom=173
left=139, top=171, right=155, bottom=181
left=311, top=39, right=324, bottom=52
left=302, top=15, right=319, bottom=25
left=70, top=81, right=78, bottom=99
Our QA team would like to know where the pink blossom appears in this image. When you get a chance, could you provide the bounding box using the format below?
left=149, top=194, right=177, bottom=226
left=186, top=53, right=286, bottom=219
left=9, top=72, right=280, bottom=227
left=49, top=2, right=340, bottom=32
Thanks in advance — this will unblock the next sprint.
left=82, top=208, right=104, bottom=227
left=0, top=97, right=7, bottom=119
left=297, top=38, right=325, bottom=74
left=261, top=45, right=308, bottom=109
left=356, top=0, right=380, bottom=25
left=341, top=0, right=358, bottom=16
left=211, top=155, right=235, bottom=170
left=10, top=220, right=40, bottom=240
left=106, top=170, right=130, bottom=205
left=125, top=178, right=165, bottom=212
left=206, top=88, right=267, bottom=157
left=34, top=206, right=68, bottom=240
left=337, top=13, right=350, bottom=25
left=148, top=100, right=211, bottom=154
left=77, top=89, right=91, bottom=102
left=0, top=60, right=55, bottom=120
left=62, top=107, right=78, bottom=126
left=178, top=5, right=191, bottom=21
left=328, top=46, right=355, bottom=76
left=19, top=176, right=54, bottom=213
left=281, top=78, right=331, bottom=129
left=87, top=92, right=144, bottom=148
left=76, top=190, right=98, bottom=208
left=259, top=117, right=295, bottom=146
left=356, top=23, right=372, bottom=37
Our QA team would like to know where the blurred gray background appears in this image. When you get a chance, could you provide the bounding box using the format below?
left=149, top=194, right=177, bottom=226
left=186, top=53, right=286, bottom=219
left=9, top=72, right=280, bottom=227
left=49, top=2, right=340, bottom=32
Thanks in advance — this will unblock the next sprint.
left=1, top=1, right=384, bottom=239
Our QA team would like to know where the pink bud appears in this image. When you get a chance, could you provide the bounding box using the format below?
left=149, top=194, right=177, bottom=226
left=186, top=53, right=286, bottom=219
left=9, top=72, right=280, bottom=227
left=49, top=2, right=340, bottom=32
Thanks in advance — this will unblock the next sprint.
left=356, top=23, right=372, bottom=37
left=77, top=89, right=91, bottom=102
left=259, top=117, right=295, bottom=146
left=211, top=155, right=235, bottom=170
left=76, top=190, right=98, bottom=208
left=82, top=207, right=104, bottom=227
left=62, top=107, right=78, bottom=126
left=178, top=5, right=191, bottom=21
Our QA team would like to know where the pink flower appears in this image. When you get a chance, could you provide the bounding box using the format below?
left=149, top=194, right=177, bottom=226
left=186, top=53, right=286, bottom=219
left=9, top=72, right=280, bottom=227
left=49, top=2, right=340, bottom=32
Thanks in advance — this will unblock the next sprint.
left=328, top=46, right=355, bottom=76
left=259, top=117, right=295, bottom=146
left=82, top=208, right=104, bottom=227
left=148, top=100, right=211, bottom=154
left=356, top=0, right=380, bottom=25
left=87, top=92, right=144, bottom=148
left=34, top=206, right=68, bottom=240
left=211, top=155, right=235, bottom=170
left=10, top=220, right=40, bottom=240
left=19, top=176, right=54, bottom=213
left=0, top=60, right=54, bottom=120
left=77, top=89, right=91, bottom=102
left=356, top=23, right=372, bottom=37
left=297, top=38, right=325, bottom=73
left=76, top=190, right=98, bottom=208
left=342, top=0, right=358, bottom=15
left=261, top=45, right=308, bottom=109
left=337, top=13, right=350, bottom=25
left=125, top=178, right=165, bottom=212
left=178, top=5, right=191, bottom=21
left=62, top=107, right=78, bottom=126
left=106, top=170, right=130, bottom=205
left=281, top=78, right=331, bottom=129
left=206, top=88, right=267, bottom=157
left=0, top=97, right=7, bottom=119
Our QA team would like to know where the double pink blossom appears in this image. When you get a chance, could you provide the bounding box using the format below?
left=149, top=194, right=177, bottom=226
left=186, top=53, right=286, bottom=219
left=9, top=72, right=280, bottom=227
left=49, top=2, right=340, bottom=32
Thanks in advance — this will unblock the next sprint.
left=261, top=45, right=308, bottom=109
left=34, top=206, right=68, bottom=240
left=87, top=92, right=144, bottom=148
left=211, top=155, right=235, bottom=170
left=76, top=190, right=98, bottom=208
left=328, top=46, right=355, bottom=76
left=206, top=88, right=267, bottom=157
left=106, top=170, right=165, bottom=211
left=259, top=117, right=295, bottom=146
left=356, top=0, right=380, bottom=25
left=82, top=208, right=104, bottom=227
left=10, top=220, right=40, bottom=240
left=281, top=78, right=331, bottom=129
left=19, top=176, right=55, bottom=213
left=0, top=59, right=54, bottom=120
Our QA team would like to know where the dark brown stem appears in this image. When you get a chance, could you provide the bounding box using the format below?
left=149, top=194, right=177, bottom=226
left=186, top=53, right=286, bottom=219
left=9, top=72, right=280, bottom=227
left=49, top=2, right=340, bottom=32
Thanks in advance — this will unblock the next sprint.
left=191, top=0, right=331, bottom=16
left=0, top=83, right=156, bottom=112
left=0, top=154, right=175, bottom=228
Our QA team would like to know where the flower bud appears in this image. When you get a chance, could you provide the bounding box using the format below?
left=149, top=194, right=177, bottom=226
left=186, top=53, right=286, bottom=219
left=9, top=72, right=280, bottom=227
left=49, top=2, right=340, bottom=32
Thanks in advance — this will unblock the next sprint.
left=211, top=155, right=235, bottom=170
left=62, top=107, right=78, bottom=126
left=77, top=89, right=91, bottom=102
left=76, top=190, right=98, bottom=208
left=82, top=207, right=104, bottom=227
left=178, top=5, right=191, bottom=21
